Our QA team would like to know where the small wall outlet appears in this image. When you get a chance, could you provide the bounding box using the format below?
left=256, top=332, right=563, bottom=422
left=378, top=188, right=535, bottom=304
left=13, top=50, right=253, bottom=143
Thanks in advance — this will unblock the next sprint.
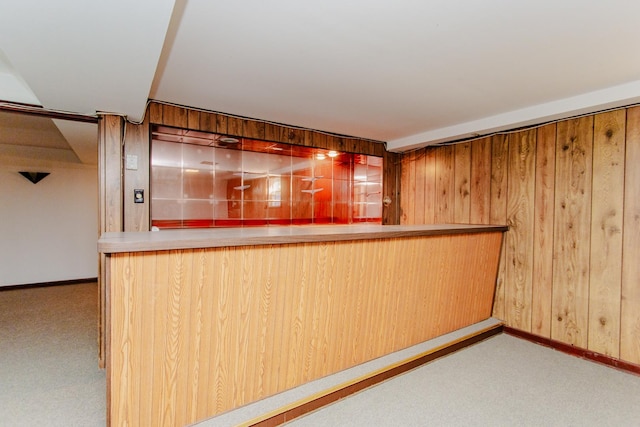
left=134, top=189, right=144, bottom=203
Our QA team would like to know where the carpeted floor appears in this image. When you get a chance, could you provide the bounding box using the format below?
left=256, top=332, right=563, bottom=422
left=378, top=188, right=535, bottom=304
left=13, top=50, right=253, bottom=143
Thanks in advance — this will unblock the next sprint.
left=285, top=334, right=640, bottom=426
left=0, top=282, right=105, bottom=427
left=2, top=283, right=640, bottom=427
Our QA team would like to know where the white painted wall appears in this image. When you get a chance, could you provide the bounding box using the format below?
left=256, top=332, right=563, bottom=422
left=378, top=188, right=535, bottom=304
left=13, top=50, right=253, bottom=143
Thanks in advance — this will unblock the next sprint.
left=0, top=163, right=98, bottom=286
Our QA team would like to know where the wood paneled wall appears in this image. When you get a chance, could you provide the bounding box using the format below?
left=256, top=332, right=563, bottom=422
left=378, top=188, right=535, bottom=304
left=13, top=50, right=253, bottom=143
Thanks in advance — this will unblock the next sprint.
left=99, top=115, right=124, bottom=233
left=98, top=115, right=124, bottom=366
left=107, top=232, right=503, bottom=426
left=400, top=106, right=640, bottom=366
left=108, top=101, right=399, bottom=231
left=148, top=102, right=387, bottom=156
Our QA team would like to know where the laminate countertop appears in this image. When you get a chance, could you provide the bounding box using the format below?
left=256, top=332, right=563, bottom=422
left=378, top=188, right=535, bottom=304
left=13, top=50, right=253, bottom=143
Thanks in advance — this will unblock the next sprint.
left=98, top=223, right=508, bottom=254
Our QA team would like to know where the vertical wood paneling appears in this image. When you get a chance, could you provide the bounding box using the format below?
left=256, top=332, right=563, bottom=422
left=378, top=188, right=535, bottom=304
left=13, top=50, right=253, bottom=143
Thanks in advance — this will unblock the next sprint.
left=216, top=114, right=228, bottom=134
left=199, top=111, right=217, bottom=133
left=100, top=115, right=124, bottom=233
left=588, top=110, right=625, bottom=357
left=195, top=249, right=214, bottom=421
left=552, top=116, right=593, bottom=347
left=470, top=137, right=491, bottom=224
left=398, top=105, right=639, bottom=367
left=139, top=253, right=158, bottom=424
left=532, top=123, right=556, bottom=337
left=413, top=150, right=426, bottom=224
left=401, top=238, right=420, bottom=346
left=124, top=118, right=150, bottom=232
left=248, top=247, right=266, bottom=400
left=304, top=243, right=322, bottom=382
left=187, top=109, right=200, bottom=130
left=146, top=102, right=386, bottom=156
left=454, top=142, right=471, bottom=223
left=299, top=243, right=315, bottom=381
left=150, top=251, right=169, bottom=421
left=204, top=249, right=221, bottom=416
left=325, top=242, right=342, bottom=371
left=237, top=246, right=257, bottom=404
left=264, top=123, right=280, bottom=142
left=159, top=250, right=186, bottom=425
left=230, top=246, right=245, bottom=408
left=422, top=148, right=437, bottom=224
left=490, top=134, right=509, bottom=319
left=302, top=130, right=313, bottom=148
left=175, top=250, right=194, bottom=425
left=399, top=154, right=411, bottom=224
left=185, top=249, right=205, bottom=420
left=286, top=127, right=306, bottom=146
left=108, top=233, right=503, bottom=426
left=251, top=245, right=273, bottom=399
left=331, top=241, right=352, bottom=371
left=162, top=104, right=188, bottom=128
left=149, top=102, right=163, bottom=123
left=227, top=116, right=242, bottom=136
left=276, top=244, right=296, bottom=391
left=314, top=241, right=331, bottom=372
left=347, top=241, right=366, bottom=365
left=98, top=114, right=124, bottom=367
left=243, top=119, right=265, bottom=140
left=363, top=241, right=382, bottom=360
left=286, top=242, right=305, bottom=388
left=327, top=135, right=349, bottom=151
left=435, top=146, right=455, bottom=223
left=405, top=151, right=417, bottom=224
left=215, top=246, right=236, bottom=412
left=382, top=151, right=401, bottom=225
left=110, top=254, right=129, bottom=424
left=386, top=238, right=405, bottom=349
left=505, top=129, right=536, bottom=331
left=131, top=253, right=149, bottom=425
left=317, top=242, right=334, bottom=376
left=621, top=106, right=640, bottom=364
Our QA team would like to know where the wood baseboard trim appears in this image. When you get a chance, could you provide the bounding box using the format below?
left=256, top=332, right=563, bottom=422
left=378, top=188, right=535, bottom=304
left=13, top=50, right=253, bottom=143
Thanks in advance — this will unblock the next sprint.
left=243, top=323, right=504, bottom=427
left=0, top=278, right=98, bottom=291
left=503, top=326, right=640, bottom=377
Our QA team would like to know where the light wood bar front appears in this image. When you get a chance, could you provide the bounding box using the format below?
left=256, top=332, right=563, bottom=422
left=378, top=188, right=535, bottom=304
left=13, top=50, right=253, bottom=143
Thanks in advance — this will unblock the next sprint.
left=98, top=224, right=506, bottom=426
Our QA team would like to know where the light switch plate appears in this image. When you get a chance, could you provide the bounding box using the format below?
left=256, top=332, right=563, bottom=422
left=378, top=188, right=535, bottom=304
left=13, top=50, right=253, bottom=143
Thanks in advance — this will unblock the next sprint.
left=126, top=154, right=138, bottom=170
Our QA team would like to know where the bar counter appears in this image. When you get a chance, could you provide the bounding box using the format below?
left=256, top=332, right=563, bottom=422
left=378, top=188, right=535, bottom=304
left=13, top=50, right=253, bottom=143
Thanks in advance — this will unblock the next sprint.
left=98, top=223, right=507, bottom=253
left=99, top=224, right=507, bottom=426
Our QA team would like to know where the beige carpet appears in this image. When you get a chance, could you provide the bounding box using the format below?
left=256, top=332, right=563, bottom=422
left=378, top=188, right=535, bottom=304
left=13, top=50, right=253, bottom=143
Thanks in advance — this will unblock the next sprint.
left=0, top=282, right=106, bottom=426
left=2, top=283, right=640, bottom=427
left=285, top=334, right=640, bottom=426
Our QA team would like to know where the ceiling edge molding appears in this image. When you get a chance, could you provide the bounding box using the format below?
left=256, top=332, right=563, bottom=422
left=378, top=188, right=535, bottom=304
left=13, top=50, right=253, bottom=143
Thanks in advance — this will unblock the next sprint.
left=387, top=79, right=640, bottom=152
left=0, top=100, right=98, bottom=123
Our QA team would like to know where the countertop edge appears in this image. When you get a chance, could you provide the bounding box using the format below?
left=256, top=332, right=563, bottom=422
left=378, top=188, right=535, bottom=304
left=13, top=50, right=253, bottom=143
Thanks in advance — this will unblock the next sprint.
left=98, top=224, right=508, bottom=254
